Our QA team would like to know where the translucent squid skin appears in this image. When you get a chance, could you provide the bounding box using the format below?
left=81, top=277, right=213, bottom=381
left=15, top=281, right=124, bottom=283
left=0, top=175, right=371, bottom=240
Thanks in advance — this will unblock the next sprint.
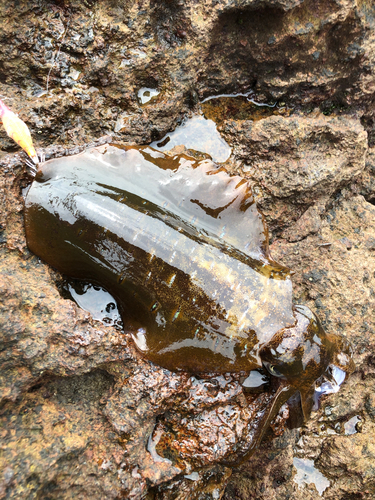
left=24, top=144, right=352, bottom=395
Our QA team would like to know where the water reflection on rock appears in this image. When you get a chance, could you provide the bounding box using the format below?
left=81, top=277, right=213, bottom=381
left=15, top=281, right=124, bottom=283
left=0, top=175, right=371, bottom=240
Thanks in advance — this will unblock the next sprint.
left=151, top=115, right=231, bottom=163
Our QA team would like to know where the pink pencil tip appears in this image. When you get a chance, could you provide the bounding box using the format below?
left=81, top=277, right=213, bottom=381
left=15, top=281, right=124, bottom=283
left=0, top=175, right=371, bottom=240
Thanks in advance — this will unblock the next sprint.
left=0, top=99, right=10, bottom=118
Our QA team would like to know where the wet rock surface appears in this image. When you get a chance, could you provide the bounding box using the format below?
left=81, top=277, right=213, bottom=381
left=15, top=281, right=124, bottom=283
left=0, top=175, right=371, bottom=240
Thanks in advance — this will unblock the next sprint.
left=0, top=0, right=375, bottom=499
left=224, top=193, right=375, bottom=499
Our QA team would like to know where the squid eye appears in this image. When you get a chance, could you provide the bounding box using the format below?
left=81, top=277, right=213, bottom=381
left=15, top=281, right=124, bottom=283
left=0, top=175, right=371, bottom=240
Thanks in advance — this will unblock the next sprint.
left=263, top=362, right=283, bottom=378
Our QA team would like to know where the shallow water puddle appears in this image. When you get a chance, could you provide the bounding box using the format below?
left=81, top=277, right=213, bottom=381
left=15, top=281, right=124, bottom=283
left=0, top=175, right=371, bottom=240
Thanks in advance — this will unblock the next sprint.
left=64, top=281, right=122, bottom=327
left=293, top=457, right=330, bottom=496
left=241, top=370, right=269, bottom=392
left=201, top=92, right=286, bottom=124
left=150, top=115, right=231, bottom=163
left=150, top=93, right=291, bottom=163
left=344, top=415, right=361, bottom=435
left=137, top=87, right=160, bottom=105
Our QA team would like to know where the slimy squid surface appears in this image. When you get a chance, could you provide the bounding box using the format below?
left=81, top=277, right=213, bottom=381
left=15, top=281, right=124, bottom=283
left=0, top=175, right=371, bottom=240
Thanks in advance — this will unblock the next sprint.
left=24, top=144, right=353, bottom=422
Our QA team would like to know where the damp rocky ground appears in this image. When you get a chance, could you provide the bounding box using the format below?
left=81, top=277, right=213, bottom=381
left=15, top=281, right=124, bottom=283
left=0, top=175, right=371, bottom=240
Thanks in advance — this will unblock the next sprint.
left=0, top=0, right=375, bottom=499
